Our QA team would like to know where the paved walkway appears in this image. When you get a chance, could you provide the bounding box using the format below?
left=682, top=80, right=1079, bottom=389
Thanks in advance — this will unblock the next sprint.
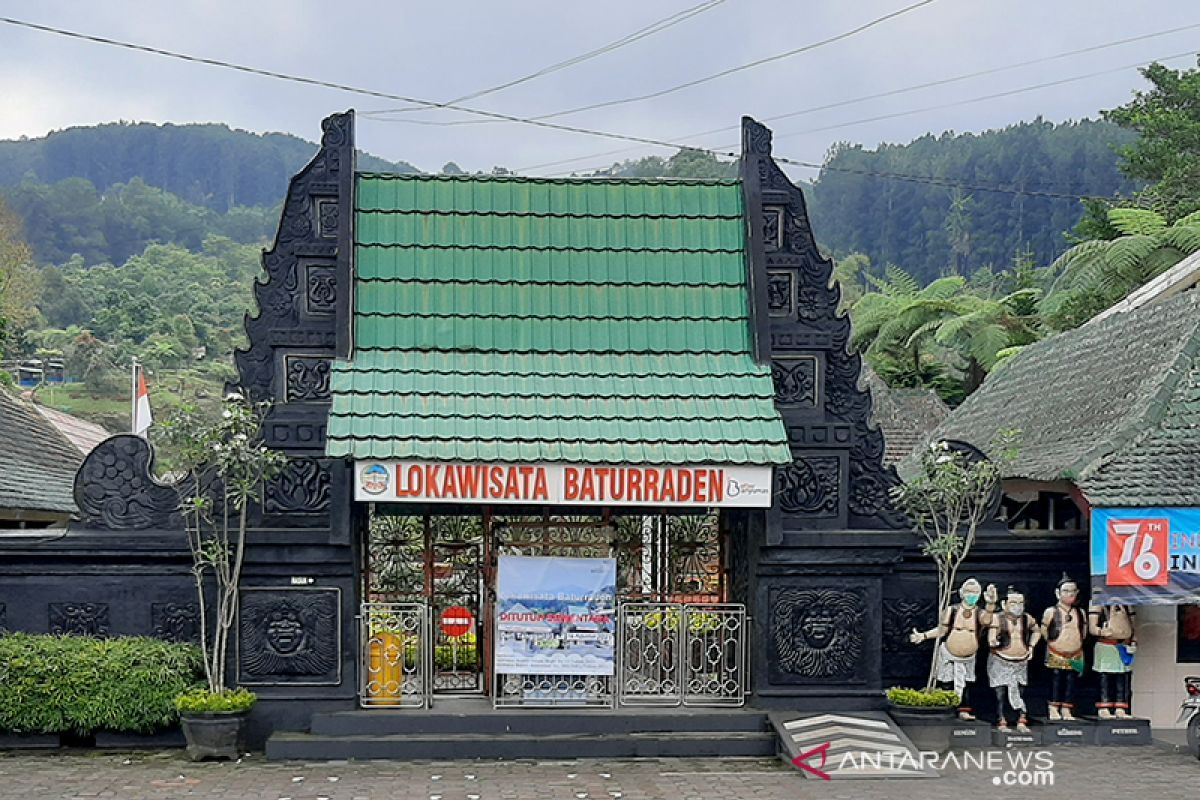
left=0, top=747, right=1196, bottom=800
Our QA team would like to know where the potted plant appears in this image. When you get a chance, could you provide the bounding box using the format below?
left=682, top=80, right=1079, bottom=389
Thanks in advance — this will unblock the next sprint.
left=160, top=394, right=287, bottom=760
left=885, top=686, right=960, bottom=720
left=888, top=433, right=1018, bottom=716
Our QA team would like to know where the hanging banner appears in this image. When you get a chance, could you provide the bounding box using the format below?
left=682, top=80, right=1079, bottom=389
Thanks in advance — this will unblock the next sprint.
left=494, top=555, right=616, bottom=676
left=355, top=460, right=773, bottom=507
left=1090, top=507, right=1200, bottom=605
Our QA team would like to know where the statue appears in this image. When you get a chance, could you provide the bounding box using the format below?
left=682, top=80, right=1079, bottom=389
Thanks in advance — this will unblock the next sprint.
left=909, top=578, right=998, bottom=720
left=1041, top=573, right=1086, bottom=721
left=1088, top=591, right=1137, bottom=719
left=987, top=586, right=1041, bottom=732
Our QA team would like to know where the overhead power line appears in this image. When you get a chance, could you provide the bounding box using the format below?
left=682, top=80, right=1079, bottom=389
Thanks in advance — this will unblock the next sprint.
left=360, top=0, right=728, bottom=117
left=0, top=15, right=1156, bottom=203
left=516, top=21, right=1200, bottom=173
left=518, top=0, right=941, bottom=122
left=389, top=0, right=942, bottom=127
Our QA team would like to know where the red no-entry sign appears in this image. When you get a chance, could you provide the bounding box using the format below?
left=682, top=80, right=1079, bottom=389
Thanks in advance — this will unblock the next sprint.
left=440, top=606, right=474, bottom=638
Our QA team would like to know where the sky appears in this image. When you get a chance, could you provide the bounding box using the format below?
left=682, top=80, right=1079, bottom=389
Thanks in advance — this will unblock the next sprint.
left=1, top=0, right=1198, bottom=178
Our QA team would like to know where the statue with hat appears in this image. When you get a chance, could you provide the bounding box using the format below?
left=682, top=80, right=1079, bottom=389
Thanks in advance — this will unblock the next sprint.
left=910, top=577, right=998, bottom=720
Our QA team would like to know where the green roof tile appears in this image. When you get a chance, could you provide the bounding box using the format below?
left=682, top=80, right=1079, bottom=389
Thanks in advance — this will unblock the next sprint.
left=327, top=174, right=789, bottom=466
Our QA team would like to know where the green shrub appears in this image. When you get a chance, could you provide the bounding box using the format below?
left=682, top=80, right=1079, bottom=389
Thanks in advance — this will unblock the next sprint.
left=886, top=686, right=959, bottom=707
left=175, top=688, right=256, bottom=715
left=0, top=633, right=204, bottom=735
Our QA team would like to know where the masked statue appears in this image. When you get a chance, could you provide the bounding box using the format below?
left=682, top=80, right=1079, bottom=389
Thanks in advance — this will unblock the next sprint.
left=1041, top=573, right=1086, bottom=721
left=987, top=586, right=1041, bottom=733
left=910, top=578, right=998, bottom=720
left=1088, top=592, right=1136, bottom=719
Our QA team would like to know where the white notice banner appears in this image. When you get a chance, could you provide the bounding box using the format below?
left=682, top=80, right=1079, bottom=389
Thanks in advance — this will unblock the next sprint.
left=355, top=461, right=773, bottom=508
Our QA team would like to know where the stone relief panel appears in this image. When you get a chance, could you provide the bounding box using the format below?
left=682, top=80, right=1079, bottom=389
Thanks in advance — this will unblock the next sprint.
left=305, top=264, right=337, bottom=315
left=49, top=602, right=110, bottom=637
left=773, top=454, right=840, bottom=517
left=771, top=356, right=817, bottom=407
left=766, top=270, right=794, bottom=317
left=769, top=586, right=865, bottom=683
left=237, top=588, right=341, bottom=685
left=152, top=602, right=200, bottom=644
left=74, top=435, right=181, bottom=531
left=284, top=355, right=332, bottom=403
left=881, top=597, right=937, bottom=681
left=264, top=457, right=332, bottom=515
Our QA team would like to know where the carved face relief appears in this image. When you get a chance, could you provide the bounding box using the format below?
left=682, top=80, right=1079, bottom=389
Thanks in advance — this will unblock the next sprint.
left=239, top=589, right=340, bottom=684
left=266, top=609, right=307, bottom=655
left=771, top=587, right=863, bottom=680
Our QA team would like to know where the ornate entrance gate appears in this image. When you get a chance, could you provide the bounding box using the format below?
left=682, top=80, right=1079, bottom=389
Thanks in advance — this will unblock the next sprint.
left=364, top=514, right=485, bottom=699
left=362, top=509, right=744, bottom=708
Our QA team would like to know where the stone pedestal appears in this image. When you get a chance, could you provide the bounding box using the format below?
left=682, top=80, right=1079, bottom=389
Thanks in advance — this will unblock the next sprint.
left=992, top=726, right=1043, bottom=747
left=1034, top=718, right=1094, bottom=745
left=1092, top=717, right=1152, bottom=745
left=946, top=720, right=992, bottom=749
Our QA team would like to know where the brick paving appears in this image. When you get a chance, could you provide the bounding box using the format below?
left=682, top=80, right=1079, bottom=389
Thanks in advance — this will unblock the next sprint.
left=0, top=747, right=1196, bottom=800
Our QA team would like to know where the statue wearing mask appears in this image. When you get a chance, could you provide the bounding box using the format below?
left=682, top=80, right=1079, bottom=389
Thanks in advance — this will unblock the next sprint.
left=910, top=578, right=998, bottom=720
left=1041, top=574, right=1087, bottom=721
left=1088, top=592, right=1136, bottom=719
left=987, top=586, right=1041, bottom=732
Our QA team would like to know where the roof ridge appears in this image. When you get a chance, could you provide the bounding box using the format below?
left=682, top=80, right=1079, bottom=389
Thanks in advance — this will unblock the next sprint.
left=356, top=173, right=741, bottom=186
left=1073, top=298, right=1200, bottom=487
left=354, top=209, right=743, bottom=221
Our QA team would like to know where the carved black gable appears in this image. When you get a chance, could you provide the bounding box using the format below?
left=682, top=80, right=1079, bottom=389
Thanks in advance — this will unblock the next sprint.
left=74, top=435, right=181, bottom=530
left=231, top=111, right=355, bottom=454
left=740, top=117, right=905, bottom=531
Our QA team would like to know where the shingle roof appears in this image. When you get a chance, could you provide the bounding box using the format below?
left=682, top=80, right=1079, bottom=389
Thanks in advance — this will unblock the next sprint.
left=0, top=388, right=84, bottom=515
left=326, top=174, right=790, bottom=465
left=927, top=289, right=1200, bottom=506
left=863, top=369, right=950, bottom=466
left=33, top=404, right=111, bottom=456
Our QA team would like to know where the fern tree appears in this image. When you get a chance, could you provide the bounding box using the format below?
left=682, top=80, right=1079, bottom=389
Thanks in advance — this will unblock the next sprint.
left=1041, top=207, right=1200, bottom=331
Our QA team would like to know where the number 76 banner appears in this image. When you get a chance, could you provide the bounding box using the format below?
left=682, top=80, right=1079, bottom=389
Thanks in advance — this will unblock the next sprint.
left=1090, top=508, right=1200, bottom=604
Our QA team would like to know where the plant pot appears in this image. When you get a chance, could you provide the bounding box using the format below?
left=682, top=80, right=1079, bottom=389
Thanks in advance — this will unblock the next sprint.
left=179, top=711, right=248, bottom=761
left=887, top=701, right=956, bottom=721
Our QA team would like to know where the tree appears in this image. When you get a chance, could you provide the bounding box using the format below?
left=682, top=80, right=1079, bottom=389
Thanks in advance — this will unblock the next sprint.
left=1103, top=58, right=1200, bottom=221
left=159, top=395, right=287, bottom=696
left=892, top=434, right=1018, bottom=690
left=1040, top=207, right=1200, bottom=330
left=831, top=252, right=870, bottom=312
left=0, top=200, right=39, bottom=358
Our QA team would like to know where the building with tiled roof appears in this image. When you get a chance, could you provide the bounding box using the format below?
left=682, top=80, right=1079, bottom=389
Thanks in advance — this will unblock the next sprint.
left=925, top=286, right=1200, bottom=729
left=32, top=402, right=112, bottom=457
left=0, top=387, right=85, bottom=526
left=861, top=368, right=949, bottom=467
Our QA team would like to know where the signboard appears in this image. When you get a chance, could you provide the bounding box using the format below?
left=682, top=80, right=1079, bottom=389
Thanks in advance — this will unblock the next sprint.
left=494, top=555, right=616, bottom=676
left=355, top=460, right=773, bottom=508
left=440, top=606, right=474, bottom=638
left=1090, top=507, right=1200, bottom=604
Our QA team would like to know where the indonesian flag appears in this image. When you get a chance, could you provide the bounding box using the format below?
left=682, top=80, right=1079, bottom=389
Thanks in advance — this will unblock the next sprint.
left=133, top=365, right=153, bottom=436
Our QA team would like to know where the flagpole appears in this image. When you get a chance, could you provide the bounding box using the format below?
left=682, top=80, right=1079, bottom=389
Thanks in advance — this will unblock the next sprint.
left=131, top=357, right=138, bottom=435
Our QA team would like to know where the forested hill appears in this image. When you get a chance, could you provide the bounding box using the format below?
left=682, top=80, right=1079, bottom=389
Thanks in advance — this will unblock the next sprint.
left=805, top=118, right=1139, bottom=283
left=0, top=122, right=417, bottom=212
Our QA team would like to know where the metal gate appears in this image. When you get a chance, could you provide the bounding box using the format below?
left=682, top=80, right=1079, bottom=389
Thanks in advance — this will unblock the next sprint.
left=617, top=602, right=747, bottom=707
left=360, top=602, right=430, bottom=708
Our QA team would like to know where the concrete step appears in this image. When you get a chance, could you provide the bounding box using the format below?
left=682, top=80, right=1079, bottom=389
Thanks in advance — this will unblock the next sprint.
left=310, top=708, right=770, bottom=737
left=266, top=730, right=777, bottom=761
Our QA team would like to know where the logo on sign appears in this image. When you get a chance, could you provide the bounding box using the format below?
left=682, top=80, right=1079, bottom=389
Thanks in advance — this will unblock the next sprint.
left=360, top=464, right=389, bottom=495
left=1108, top=519, right=1169, bottom=586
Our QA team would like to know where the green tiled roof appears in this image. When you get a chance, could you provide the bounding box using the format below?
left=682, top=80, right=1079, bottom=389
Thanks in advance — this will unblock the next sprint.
left=927, top=290, right=1200, bottom=506
left=327, top=174, right=789, bottom=466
